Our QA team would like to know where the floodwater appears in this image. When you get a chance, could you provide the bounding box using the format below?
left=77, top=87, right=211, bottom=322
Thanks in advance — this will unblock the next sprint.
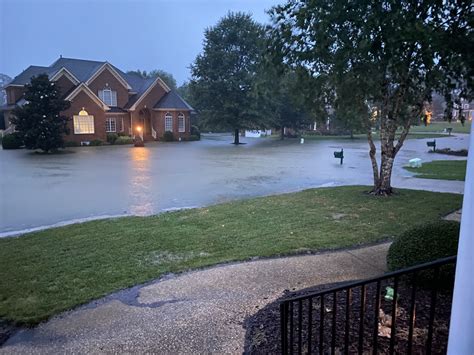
left=0, top=133, right=468, bottom=236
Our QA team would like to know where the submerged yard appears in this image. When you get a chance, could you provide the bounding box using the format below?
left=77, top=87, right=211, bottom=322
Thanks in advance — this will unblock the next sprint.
left=0, top=186, right=462, bottom=325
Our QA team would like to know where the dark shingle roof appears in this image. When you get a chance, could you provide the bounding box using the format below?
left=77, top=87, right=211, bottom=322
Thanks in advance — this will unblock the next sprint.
left=123, top=74, right=157, bottom=108
left=9, top=66, right=54, bottom=85
left=106, top=107, right=128, bottom=113
left=49, top=57, right=105, bottom=82
left=153, top=90, right=194, bottom=111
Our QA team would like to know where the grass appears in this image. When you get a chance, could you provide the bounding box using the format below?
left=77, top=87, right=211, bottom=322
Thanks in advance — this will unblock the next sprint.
left=409, top=121, right=471, bottom=134
left=405, top=160, right=467, bottom=181
left=0, top=186, right=462, bottom=325
left=301, top=132, right=450, bottom=140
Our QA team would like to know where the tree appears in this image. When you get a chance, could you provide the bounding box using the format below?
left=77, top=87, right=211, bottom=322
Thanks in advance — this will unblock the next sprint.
left=11, top=74, right=70, bottom=152
left=271, top=0, right=472, bottom=195
left=189, top=12, right=267, bottom=144
left=256, top=65, right=313, bottom=139
left=126, top=69, right=177, bottom=90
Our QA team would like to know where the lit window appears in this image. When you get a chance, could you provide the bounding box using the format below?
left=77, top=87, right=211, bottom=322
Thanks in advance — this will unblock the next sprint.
left=106, top=117, right=116, bottom=132
left=99, top=89, right=117, bottom=106
left=165, top=112, right=173, bottom=132
left=178, top=113, right=185, bottom=132
left=73, top=115, right=95, bottom=134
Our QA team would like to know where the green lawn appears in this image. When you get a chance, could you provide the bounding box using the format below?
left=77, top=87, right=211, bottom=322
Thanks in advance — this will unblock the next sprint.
left=301, top=132, right=450, bottom=140
left=0, top=186, right=462, bottom=325
left=405, top=160, right=467, bottom=181
left=409, top=121, right=471, bottom=134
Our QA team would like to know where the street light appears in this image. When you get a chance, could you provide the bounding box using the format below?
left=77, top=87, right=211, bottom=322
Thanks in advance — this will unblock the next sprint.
left=136, top=126, right=143, bottom=141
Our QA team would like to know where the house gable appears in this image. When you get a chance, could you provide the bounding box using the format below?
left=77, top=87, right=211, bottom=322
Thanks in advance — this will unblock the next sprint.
left=86, top=63, right=131, bottom=90
left=129, top=77, right=170, bottom=111
left=50, top=67, right=80, bottom=85
left=65, top=83, right=109, bottom=110
left=86, top=66, right=130, bottom=108
left=53, top=72, right=78, bottom=98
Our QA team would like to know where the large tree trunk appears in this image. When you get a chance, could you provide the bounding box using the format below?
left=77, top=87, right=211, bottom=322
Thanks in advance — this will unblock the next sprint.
left=368, top=114, right=413, bottom=196
left=280, top=126, right=285, bottom=140
left=233, top=129, right=240, bottom=144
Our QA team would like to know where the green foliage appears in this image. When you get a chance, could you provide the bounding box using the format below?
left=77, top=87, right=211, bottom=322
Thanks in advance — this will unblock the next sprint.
left=89, top=139, right=103, bottom=146
left=191, top=125, right=201, bottom=139
left=115, top=136, right=133, bottom=145
left=189, top=12, right=267, bottom=143
left=64, top=141, right=80, bottom=147
left=387, top=221, right=460, bottom=286
left=255, top=64, right=314, bottom=138
left=117, top=132, right=129, bottom=137
left=270, top=0, right=472, bottom=193
left=162, top=131, right=174, bottom=142
left=188, top=135, right=200, bottom=141
left=126, top=69, right=177, bottom=90
left=1, top=132, right=23, bottom=149
left=106, top=133, right=119, bottom=145
left=11, top=74, right=70, bottom=152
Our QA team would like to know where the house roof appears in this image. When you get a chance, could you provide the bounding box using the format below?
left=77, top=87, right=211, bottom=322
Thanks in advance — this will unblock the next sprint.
left=7, top=57, right=193, bottom=111
left=49, top=57, right=106, bottom=83
left=123, top=74, right=157, bottom=109
left=154, top=90, right=194, bottom=111
left=8, top=66, right=54, bottom=85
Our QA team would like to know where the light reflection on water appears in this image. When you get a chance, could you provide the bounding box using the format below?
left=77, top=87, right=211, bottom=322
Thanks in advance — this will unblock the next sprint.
left=128, top=147, right=154, bottom=216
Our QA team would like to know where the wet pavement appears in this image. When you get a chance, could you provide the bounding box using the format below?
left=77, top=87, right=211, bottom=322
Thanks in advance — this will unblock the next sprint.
left=0, top=133, right=468, bottom=236
left=0, top=243, right=390, bottom=354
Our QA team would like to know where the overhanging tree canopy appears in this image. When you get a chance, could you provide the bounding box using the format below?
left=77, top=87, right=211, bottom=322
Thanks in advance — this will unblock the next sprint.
left=270, top=0, right=472, bottom=195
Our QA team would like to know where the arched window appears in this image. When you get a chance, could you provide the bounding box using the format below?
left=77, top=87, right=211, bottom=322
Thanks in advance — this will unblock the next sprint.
left=73, top=108, right=95, bottom=134
left=165, top=112, right=173, bottom=132
left=178, top=112, right=185, bottom=133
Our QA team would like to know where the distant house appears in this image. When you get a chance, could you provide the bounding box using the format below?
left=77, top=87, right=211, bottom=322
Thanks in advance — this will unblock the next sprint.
left=1, top=57, right=194, bottom=143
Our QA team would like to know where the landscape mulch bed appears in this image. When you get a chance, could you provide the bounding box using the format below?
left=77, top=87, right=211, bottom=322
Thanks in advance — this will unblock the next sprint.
left=430, top=148, right=468, bottom=156
left=244, top=278, right=453, bottom=354
left=0, top=320, right=18, bottom=347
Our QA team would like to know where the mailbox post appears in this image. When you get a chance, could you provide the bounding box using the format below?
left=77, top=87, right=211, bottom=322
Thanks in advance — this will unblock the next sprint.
left=427, top=139, right=436, bottom=152
left=334, top=149, right=344, bottom=165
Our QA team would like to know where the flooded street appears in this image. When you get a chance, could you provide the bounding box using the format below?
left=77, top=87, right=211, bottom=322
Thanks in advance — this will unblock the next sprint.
left=0, top=134, right=468, bottom=236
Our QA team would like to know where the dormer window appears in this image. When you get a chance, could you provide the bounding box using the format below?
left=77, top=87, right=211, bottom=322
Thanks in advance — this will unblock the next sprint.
left=98, top=88, right=117, bottom=106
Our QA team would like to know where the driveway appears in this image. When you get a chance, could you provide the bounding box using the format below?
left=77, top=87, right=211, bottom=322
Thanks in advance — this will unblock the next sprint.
left=0, top=134, right=468, bottom=236
left=1, top=243, right=390, bottom=354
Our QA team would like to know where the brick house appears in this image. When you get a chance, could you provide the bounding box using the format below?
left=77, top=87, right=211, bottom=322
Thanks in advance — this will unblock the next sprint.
left=1, top=57, right=194, bottom=143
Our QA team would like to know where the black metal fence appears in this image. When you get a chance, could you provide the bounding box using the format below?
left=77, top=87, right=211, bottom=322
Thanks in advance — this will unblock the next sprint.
left=280, top=256, right=456, bottom=354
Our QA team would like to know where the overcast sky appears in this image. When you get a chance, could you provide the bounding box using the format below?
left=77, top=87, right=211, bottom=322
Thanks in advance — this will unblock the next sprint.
left=0, top=0, right=277, bottom=85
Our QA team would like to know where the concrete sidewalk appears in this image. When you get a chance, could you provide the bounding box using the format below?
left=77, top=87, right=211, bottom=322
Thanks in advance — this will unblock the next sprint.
left=2, top=243, right=390, bottom=354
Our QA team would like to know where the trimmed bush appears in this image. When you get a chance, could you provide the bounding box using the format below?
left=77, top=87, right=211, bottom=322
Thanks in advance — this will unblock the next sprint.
left=118, top=132, right=129, bottom=137
left=191, top=125, right=201, bottom=139
left=387, top=220, right=460, bottom=286
left=89, top=139, right=103, bottom=146
left=107, top=133, right=119, bottom=145
left=2, top=133, right=23, bottom=149
left=115, top=136, right=133, bottom=145
left=188, top=135, right=200, bottom=141
left=64, top=141, right=80, bottom=147
left=162, top=131, right=174, bottom=142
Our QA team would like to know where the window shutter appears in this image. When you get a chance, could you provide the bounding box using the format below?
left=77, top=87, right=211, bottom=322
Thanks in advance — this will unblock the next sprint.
left=98, top=90, right=103, bottom=101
